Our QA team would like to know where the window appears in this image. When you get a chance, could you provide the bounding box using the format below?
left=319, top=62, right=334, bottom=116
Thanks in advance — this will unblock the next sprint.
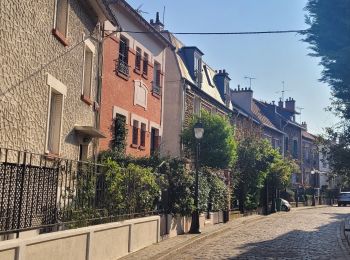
left=113, top=113, right=127, bottom=151
left=293, top=139, right=298, bottom=158
left=143, top=53, right=149, bottom=76
left=153, top=62, right=161, bottom=95
left=194, top=55, right=202, bottom=86
left=140, top=123, right=146, bottom=147
left=47, top=91, right=63, bottom=155
left=132, top=120, right=139, bottom=146
left=55, top=0, right=69, bottom=36
left=82, top=45, right=93, bottom=100
left=117, top=36, right=129, bottom=76
left=135, top=47, right=142, bottom=71
left=151, top=127, right=160, bottom=155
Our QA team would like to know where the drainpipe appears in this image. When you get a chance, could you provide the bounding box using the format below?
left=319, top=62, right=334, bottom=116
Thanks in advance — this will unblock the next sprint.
left=180, top=78, right=186, bottom=157
left=94, top=22, right=104, bottom=162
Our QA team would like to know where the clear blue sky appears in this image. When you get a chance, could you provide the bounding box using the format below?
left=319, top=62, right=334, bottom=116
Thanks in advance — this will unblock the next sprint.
left=127, top=0, right=337, bottom=134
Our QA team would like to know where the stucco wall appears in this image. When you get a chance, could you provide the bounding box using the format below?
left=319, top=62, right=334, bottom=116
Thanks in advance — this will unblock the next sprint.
left=0, top=0, right=99, bottom=160
left=0, top=216, right=160, bottom=260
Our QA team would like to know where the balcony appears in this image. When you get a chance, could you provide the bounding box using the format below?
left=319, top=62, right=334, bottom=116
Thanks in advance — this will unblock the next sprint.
left=152, top=84, right=161, bottom=96
left=116, top=59, right=130, bottom=77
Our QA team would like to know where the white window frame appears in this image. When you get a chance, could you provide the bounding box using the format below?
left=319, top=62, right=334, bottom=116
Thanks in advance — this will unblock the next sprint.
left=112, top=106, right=129, bottom=124
left=81, top=38, right=95, bottom=99
left=53, top=0, right=69, bottom=37
left=45, top=73, right=67, bottom=155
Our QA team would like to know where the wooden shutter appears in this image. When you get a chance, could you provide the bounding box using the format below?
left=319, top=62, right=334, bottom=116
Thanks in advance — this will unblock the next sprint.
left=55, top=0, right=68, bottom=35
left=83, top=48, right=93, bottom=98
left=48, top=93, right=63, bottom=154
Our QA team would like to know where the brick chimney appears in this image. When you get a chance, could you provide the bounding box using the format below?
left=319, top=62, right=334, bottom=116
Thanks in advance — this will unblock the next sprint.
left=302, top=122, right=307, bottom=130
left=230, top=85, right=253, bottom=113
left=285, top=97, right=296, bottom=112
left=150, top=12, right=164, bottom=32
left=278, top=98, right=284, bottom=108
left=214, top=69, right=231, bottom=107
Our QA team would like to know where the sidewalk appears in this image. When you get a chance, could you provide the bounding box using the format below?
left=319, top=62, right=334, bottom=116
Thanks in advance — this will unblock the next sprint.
left=121, top=214, right=265, bottom=260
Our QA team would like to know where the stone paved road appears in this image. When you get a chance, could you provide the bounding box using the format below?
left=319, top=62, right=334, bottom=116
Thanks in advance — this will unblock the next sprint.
left=169, top=207, right=350, bottom=260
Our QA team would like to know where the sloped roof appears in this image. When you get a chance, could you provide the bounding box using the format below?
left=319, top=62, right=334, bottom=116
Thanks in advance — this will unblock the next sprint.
left=169, top=34, right=228, bottom=107
left=251, top=100, right=283, bottom=133
left=302, top=130, right=316, bottom=141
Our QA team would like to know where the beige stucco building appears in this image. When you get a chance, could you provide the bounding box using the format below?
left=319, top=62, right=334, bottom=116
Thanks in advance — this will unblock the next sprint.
left=0, top=0, right=115, bottom=160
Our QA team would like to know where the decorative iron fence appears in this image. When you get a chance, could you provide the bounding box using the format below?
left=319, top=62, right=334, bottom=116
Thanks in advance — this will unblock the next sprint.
left=0, top=148, right=161, bottom=238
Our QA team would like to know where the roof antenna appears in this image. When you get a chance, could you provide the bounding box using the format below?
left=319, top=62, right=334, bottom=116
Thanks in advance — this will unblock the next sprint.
left=296, top=106, right=304, bottom=123
left=275, top=81, right=290, bottom=101
left=244, top=76, right=256, bottom=89
left=162, top=6, right=166, bottom=25
left=136, top=4, right=149, bottom=15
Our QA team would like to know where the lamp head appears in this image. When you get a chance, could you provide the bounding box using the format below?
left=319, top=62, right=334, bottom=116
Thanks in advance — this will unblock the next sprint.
left=194, top=121, right=204, bottom=140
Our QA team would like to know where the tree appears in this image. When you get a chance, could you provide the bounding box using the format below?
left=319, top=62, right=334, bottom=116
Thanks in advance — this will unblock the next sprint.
left=234, top=137, right=298, bottom=213
left=182, top=111, right=237, bottom=169
left=303, top=0, right=350, bottom=119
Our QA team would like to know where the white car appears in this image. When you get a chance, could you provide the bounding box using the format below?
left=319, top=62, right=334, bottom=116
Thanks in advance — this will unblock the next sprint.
left=281, top=199, right=291, bottom=211
left=338, top=192, right=350, bottom=206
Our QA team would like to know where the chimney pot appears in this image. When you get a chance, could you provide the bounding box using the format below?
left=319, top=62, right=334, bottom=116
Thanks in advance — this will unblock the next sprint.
left=156, top=12, right=160, bottom=23
left=238, top=84, right=240, bottom=91
left=223, top=69, right=226, bottom=73
left=150, top=19, right=154, bottom=24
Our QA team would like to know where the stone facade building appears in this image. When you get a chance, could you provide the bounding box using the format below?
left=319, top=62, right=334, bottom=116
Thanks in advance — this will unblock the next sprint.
left=301, top=128, right=319, bottom=187
left=161, top=32, right=233, bottom=157
left=230, top=88, right=306, bottom=186
left=99, top=3, right=171, bottom=157
left=0, top=0, right=115, bottom=160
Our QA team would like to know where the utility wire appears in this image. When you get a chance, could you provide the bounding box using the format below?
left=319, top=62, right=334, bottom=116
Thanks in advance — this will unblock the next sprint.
left=117, top=29, right=308, bottom=35
left=1, top=28, right=308, bottom=97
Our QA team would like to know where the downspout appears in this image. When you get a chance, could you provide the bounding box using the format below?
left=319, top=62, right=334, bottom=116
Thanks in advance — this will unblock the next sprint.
left=180, top=78, right=186, bottom=157
left=94, top=21, right=104, bottom=162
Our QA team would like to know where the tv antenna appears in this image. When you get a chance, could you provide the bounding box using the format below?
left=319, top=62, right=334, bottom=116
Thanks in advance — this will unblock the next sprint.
left=244, top=76, right=256, bottom=88
left=275, top=81, right=290, bottom=101
left=296, top=106, right=304, bottom=123
left=136, top=4, right=149, bottom=15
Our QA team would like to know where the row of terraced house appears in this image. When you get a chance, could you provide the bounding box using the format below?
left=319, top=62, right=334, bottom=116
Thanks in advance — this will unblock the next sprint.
left=1, top=0, right=333, bottom=197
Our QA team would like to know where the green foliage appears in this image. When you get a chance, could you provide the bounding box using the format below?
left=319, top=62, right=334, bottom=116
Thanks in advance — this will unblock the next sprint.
left=303, top=0, right=350, bottom=119
left=104, top=159, right=160, bottom=214
left=182, top=111, right=237, bottom=169
left=159, top=159, right=195, bottom=216
left=112, top=114, right=128, bottom=153
left=234, top=137, right=299, bottom=212
left=204, top=168, right=229, bottom=211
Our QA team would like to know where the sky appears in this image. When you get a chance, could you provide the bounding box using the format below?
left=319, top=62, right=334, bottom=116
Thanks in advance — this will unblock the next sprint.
left=126, top=0, right=338, bottom=135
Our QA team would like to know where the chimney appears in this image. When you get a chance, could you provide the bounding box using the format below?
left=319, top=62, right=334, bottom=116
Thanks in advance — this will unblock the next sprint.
left=285, top=97, right=296, bottom=112
left=230, top=85, right=253, bottom=113
left=150, top=12, right=164, bottom=31
left=302, top=122, right=307, bottom=130
left=214, top=69, right=231, bottom=107
left=278, top=98, right=283, bottom=108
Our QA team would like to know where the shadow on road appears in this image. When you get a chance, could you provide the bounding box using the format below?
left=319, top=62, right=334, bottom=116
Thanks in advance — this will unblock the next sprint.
left=228, top=211, right=349, bottom=259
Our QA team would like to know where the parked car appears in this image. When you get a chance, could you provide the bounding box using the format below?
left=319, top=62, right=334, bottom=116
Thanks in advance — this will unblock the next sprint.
left=337, top=192, right=350, bottom=206
left=280, top=199, right=291, bottom=212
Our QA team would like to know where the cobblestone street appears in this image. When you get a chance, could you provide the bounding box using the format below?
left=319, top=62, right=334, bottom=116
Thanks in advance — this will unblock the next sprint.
left=168, top=207, right=350, bottom=260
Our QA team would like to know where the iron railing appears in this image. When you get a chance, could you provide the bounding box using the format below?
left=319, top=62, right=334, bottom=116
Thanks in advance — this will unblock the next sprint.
left=152, top=84, right=161, bottom=96
left=0, top=148, right=161, bottom=237
left=116, top=59, right=130, bottom=76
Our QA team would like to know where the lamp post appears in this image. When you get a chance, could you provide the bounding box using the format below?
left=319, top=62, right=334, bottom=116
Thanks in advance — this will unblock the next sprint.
left=311, top=170, right=316, bottom=206
left=189, top=121, right=204, bottom=234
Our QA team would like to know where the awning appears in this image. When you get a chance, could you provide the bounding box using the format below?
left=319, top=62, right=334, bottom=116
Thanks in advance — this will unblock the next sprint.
left=74, top=126, right=106, bottom=138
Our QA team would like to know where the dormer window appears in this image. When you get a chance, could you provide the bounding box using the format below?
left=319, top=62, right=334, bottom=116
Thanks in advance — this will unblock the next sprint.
left=194, top=54, right=202, bottom=87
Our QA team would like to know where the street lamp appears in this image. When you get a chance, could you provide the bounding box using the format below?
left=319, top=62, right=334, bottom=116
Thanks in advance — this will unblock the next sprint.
left=189, top=121, right=204, bottom=234
left=311, top=170, right=316, bottom=206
